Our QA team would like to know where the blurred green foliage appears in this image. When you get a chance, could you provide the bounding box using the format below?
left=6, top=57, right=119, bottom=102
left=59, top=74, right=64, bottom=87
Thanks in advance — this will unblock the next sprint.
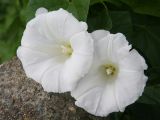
left=0, top=0, right=28, bottom=63
left=0, top=0, right=160, bottom=119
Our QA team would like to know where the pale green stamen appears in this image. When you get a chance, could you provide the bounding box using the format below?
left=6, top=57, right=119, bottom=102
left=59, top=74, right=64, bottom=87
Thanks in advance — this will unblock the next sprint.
left=104, top=64, right=116, bottom=76
left=61, top=43, right=73, bottom=56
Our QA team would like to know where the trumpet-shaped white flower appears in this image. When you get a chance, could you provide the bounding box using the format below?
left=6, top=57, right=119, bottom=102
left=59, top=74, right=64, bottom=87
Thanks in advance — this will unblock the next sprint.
left=71, top=30, right=148, bottom=116
left=17, top=8, right=93, bottom=93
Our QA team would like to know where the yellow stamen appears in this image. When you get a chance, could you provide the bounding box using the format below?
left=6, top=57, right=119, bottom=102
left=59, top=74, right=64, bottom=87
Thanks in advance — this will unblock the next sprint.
left=61, top=43, right=73, bottom=56
left=104, top=64, right=116, bottom=76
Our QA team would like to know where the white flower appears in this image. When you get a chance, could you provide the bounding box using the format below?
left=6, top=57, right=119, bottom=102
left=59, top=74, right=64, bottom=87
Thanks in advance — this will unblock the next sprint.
left=71, top=30, right=148, bottom=116
left=17, top=8, right=93, bottom=93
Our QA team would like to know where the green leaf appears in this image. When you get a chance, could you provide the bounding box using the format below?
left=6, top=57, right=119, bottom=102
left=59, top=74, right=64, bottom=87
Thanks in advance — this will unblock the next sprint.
left=110, top=11, right=133, bottom=38
left=24, top=0, right=90, bottom=22
left=87, top=2, right=112, bottom=32
left=145, top=67, right=160, bottom=86
left=0, top=39, right=20, bottom=63
left=91, top=0, right=160, bottom=17
left=119, top=0, right=160, bottom=17
left=67, top=0, right=90, bottom=21
left=0, top=0, right=25, bottom=63
left=138, top=85, right=160, bottom=105
left=109, top=10, right=160, bottom=68
left=130, top=14, right=160, bottom=67
left=18, top=0, right=29, bottom=8
left=107, top=10, right=160, bottom=103
left=90, top=0, right=123, bottom=7
left=124, top=103, right=160, bottom=120
left=24, top=0, right=68, bottom=21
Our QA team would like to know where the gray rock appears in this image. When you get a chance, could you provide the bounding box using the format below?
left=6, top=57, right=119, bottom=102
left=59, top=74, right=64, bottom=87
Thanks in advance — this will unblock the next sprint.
left=0, top=57, right=110, bottom=120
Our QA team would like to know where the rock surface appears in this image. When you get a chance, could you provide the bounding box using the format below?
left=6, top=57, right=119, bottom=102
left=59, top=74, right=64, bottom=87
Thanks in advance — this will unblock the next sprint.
left=0, top=57, right=110, bottom=120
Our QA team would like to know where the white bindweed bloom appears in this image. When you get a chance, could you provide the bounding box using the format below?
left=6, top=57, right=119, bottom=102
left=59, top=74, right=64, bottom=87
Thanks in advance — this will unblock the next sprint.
left=71, top=30, right=148, bottom=116
left=17, top=8, right=93, bottom=93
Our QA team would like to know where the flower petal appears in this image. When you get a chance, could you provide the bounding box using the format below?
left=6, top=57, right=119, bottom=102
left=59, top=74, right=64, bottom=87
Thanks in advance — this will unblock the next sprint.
left=70, top=31, right=93, bottom=55
left=22, top=8, right=87, bottom=50
left=17, top=46, right=64, bottom=83
left=119, top=49, right=148, bottom=71
left=60, top=53, right=93, bottom=92
left=46, top=8, right=87, bottom=41
left=92, top=32, right=131, bottom=63
left=18, top=8, right=93, bottom=93
left=91, top=30, right=110, bottom=41
left=71, top=69, right=119, bottom=116
left=95, top=36, right=115, bottom=63
left=72, top=30, right=147, bottom=116
left=41, top=65, right=62, bottom=92
left=35, top=7, right=48, bottom=17
left=22, top=13, right=59, bottom=50
left=115, top=70, right=148, bottom=111
left=112, top=33, right=131, bottom=60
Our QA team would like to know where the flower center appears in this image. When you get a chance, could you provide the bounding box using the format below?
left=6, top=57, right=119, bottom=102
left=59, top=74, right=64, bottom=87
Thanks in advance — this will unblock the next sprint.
left=105, top=64, right=116, bottom=76
left=60, top=43, right=73, bottom=56
left=99, top=63, right=118, bottom=80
